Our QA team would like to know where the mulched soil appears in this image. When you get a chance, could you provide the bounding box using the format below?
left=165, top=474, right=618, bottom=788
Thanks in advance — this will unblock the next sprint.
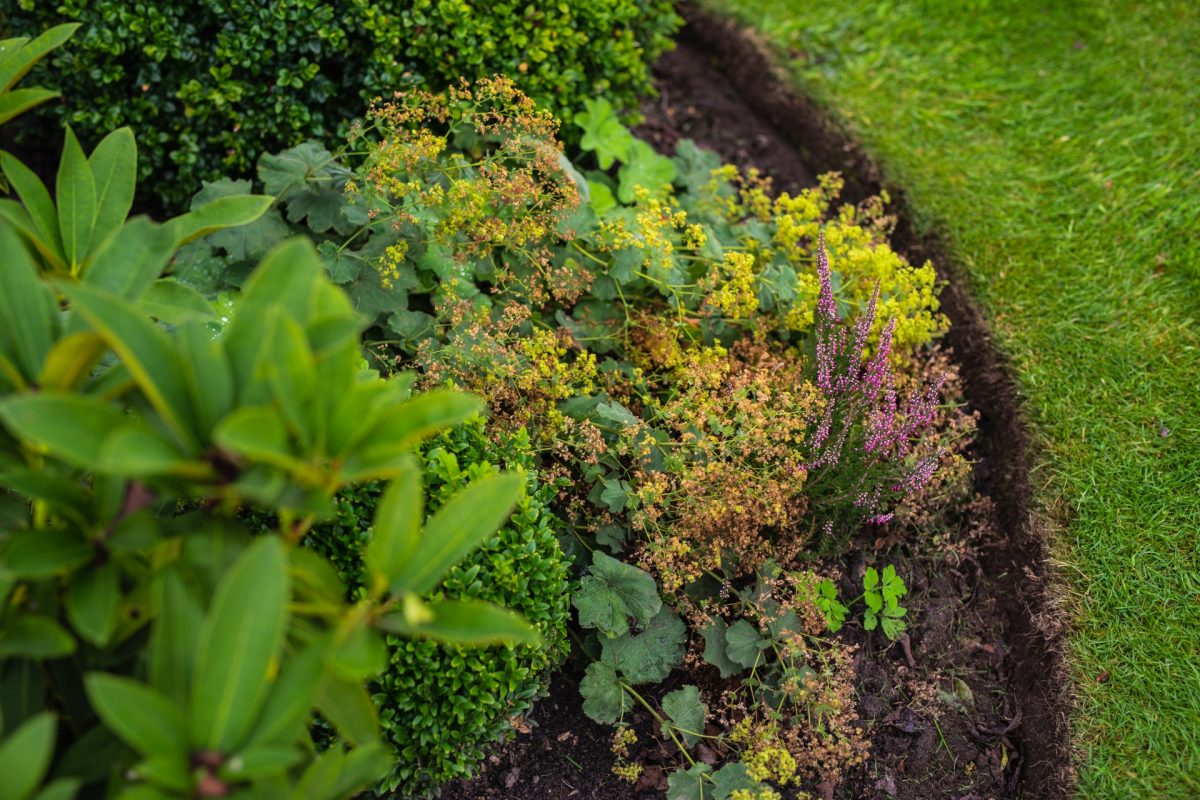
left=443, top=6, right=1071, bottom=800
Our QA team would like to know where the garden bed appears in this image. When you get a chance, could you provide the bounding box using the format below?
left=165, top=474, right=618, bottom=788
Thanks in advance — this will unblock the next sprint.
left=440, top=7, right=1070, bottom=800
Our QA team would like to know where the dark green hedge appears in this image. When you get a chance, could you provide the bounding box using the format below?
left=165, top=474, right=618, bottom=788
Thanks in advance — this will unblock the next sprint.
left=296, top=418, right=573, bottom=798
left=6, top=0, right=678, bottom=210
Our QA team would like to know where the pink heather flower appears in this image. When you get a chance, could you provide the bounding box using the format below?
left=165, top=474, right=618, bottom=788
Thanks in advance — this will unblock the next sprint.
left=867, top=513, right=894, bottom=525
left=893, top=453, right=942, bottom=496
left=815, top=233, right=838, bottom=323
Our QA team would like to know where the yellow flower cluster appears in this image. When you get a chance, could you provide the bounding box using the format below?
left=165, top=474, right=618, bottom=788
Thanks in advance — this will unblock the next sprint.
left=729, top=789, right=782, bottom=800
left=517, top=328, right=597, bottom=400
left=704, top=252, right=759, bottom=319
left=378, top=241, right=409, bottom=289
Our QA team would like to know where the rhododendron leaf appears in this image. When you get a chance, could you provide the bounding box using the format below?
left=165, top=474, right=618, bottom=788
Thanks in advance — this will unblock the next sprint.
left=0, top=615, right=75, bottom=659
left=139, top=279, right=214, bottom=325
left=600, top=608, right=685, bottom=685
left=57, top=126, right=96, bottom=270
left=666, top=763, right=712, bottom=800
left=167, top=195, right=273, bottom=248
left=579, top=662, right=630, bottom=725
left=724, top=619, right=765, bottom=669
left=386, top=472, right=521, bottom=596
left=65, top=563, right=120, bottom=646
left=86, top=127, right=136, bottom=252
left=0, top=712, right=56, bottom=800
left=190, top=537, right=289, bottom=751
left=661, top=685, right=706, bottom=747
left=572, top=551, right=661, bottom=638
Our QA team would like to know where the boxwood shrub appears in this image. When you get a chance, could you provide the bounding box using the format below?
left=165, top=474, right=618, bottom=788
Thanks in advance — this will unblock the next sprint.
left=6, top=0, right=678, bottom=210
left=298, top=417, right=573, bottom=798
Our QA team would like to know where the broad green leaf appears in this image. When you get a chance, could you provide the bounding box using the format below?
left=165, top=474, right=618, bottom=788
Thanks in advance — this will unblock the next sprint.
left=0, top=153, right=63, bottom=267
left=57, top=127, right=96, bottom=270
left=86, top=128, right=136, bottom=253
left=190, top=537, right=289, bottom=752
left=131, top=754, right=190, bottom=793
left=98, top=426, right=210, bottom=479
left=578, top=662, right=630, bottom=724
left=864, top=567, right=879, bottom=591
left=147, top=568, right=203, bottom=705
left=0, top=712, right=56, bottom=800
left=0, top=393, right=127, bottom=467
left=0, top=88, right=59, bottom=126
left=139, top=279, right=214, bottom=324
left=600, top=608, right=685, bottom=685
left=724, top=619, right=765, bottom=669
left=38, top=332, right=107, bottom=390
left=82, top=218, right=175, bottom=300
left=2, top=529, right=92, bottom=578
left=244, top=646, right=323, bottom=748
left=0, top=472, right=88, bottom=527
left=0, top=225, right=57, bottom=381
left=349, top=390, right=483, bottom=460
left=387, top=472, right=521, bottom=596
left=259, top=307, right=316, bottom=447
left=328, top=742, right=392, bottom=800
left=220, top=744, right=304, bottom=781
left=377, top=599, right=538, bottom=647
left=0, top=615, right=75, bottom=659
left=0, top=200, right=63, bottom=268
left=572, top=550, right=661, bottom=638
left=66, top=563, right=120, bottom=646
left=31, top=778, right=81, bottom=800
left=710, top=763, right=760, bottom=800
left=574, top=98, right=635, bottom=169
left=618, top=139, right=678, bottom=203
left=700, top=619, right=742, bottom=678
left=0, top=23, right=79, bottom=92
left=222, top=238, right=323, bottom=385
left=213, top=406, right=301, bottom=471
left=60, top=282, right=197, bottom=448
left=167, top=195, right=273, bottom=248
left=325, top=620, right=387, bottom=681
left=175, top=321, right=233, bottom=437
left=666, top=763, right=713, bottom=800
left=313, top=674, right=377, bottom=747
left=363, top=463, right=422, bottom=596
left=661, top=685, right=707, bottom=747
left=84, top=673, right=188, bottom=757
left=296, top=742, right=392, bottom=800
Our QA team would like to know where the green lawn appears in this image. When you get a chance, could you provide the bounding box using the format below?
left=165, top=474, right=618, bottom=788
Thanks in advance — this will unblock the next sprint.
left=704, top=0, right=1200, bottom=796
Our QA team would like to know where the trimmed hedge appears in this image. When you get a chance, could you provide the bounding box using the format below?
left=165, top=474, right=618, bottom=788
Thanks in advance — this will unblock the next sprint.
left=6, top=0, right=678, bottom=210
left=297, top=418, right=572, bottom=798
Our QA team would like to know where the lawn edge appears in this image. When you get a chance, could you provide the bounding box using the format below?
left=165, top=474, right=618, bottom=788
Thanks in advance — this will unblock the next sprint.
left=677, top=3, right=1076, bottom=796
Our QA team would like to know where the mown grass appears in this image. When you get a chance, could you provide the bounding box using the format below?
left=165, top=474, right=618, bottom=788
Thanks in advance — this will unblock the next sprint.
left=704, top=0, right=1200, bottom=796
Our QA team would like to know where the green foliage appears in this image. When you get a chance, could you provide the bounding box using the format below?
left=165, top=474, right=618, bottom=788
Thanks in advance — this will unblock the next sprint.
left=720, top=3, right=1200, bottom=793
left=861, top=564, right=908, bottom=640
left=0, top=23, right=78, bottom=132
left=287, top=419, right=571, bottom=798
left=0, top=48, right=536, bottom=796
left=6, top=0, right=679, bottom=210
left=573, top=550, right=662, bottom=638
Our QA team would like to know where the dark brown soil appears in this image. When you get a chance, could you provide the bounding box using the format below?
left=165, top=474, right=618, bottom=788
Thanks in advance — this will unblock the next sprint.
left=443, top=5, right=1071, bottom=800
